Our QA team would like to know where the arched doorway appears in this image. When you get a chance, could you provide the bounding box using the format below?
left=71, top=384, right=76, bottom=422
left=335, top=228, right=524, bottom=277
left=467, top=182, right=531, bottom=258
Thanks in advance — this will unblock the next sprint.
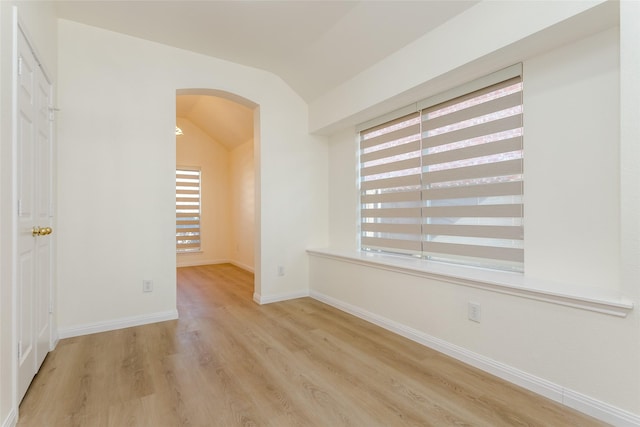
left=175, top=89, right=259, bottom=297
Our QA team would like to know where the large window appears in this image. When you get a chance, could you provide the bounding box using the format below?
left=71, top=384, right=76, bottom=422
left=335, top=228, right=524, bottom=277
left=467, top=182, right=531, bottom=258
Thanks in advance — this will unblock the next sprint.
left=360, top=66, right=523, bottom=271
left=176, top=168, right=201, bottom=252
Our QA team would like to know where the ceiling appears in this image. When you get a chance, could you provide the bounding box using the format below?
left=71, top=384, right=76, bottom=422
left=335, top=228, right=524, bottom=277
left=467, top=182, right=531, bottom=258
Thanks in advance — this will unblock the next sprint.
left=54, top=0, right=478, bottom=103
left=176, top=95, right=253, bottom=150
left=54, top=1, right=478, bottom=148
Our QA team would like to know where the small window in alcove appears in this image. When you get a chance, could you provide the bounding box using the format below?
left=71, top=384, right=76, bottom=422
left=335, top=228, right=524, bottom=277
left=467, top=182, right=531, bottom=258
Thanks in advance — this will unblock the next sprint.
left=176, top=168, right=201, bottom=252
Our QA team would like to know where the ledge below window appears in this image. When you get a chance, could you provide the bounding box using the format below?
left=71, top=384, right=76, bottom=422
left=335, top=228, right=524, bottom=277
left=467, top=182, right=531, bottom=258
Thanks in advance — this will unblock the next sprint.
left=307, top=248, right=634, bottom=318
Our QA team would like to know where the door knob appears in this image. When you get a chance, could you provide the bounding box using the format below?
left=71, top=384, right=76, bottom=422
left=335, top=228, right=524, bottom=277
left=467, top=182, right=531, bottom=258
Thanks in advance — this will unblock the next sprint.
left=32, top=226, right=53, bottom=236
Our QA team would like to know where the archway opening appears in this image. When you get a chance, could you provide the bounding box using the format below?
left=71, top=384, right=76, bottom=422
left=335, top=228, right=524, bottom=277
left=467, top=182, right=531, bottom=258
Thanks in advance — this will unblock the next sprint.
left=175, top=89, right=259, bottom=298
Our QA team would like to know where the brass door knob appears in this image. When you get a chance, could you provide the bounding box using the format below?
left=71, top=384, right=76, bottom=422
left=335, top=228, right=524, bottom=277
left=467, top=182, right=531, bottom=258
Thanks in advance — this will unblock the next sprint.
left=32, top=226, right=53, bottom=236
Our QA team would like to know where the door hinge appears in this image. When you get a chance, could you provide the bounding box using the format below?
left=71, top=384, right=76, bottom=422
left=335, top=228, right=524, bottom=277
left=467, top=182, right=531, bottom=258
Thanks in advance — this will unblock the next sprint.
left=18, top=56, right=23, bottom=76
left=48, top=106, right=58, bottom=122
left=18, top=341, right=22, bottom=359
left=17, top=199, right=22, bottom=216
left=49, top=299, right=53, bottom=314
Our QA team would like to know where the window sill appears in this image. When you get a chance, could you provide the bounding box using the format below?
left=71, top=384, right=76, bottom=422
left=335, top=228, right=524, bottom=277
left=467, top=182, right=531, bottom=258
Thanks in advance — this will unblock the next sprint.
left=306, top=248, right=634, bottom=318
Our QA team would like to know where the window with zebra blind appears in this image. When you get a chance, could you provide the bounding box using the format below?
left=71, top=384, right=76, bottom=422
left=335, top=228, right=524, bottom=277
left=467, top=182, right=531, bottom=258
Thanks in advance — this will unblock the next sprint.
left=359, top=65, right=523, bottom=271
left=176, top=168, right=201, bottom=252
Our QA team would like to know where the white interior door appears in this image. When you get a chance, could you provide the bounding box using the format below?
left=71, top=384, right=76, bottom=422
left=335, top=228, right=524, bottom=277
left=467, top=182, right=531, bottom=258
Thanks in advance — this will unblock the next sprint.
left=16, top=27, right=53, bottom=403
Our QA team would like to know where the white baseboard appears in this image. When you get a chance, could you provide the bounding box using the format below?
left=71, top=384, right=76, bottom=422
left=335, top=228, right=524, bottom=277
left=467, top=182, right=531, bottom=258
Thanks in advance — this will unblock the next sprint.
left=564, top=389, right=640, bottom=427
left=57, top=310, right=179, bottom=339
left=176, top=259, right=255, bottom=273
left=177, top=258, right=229, bottom=268
left=253, top=290, right=309, bottom=305
left=310, top=290, right=640, bottom=427
left=230, top=260, right=254, bottom=273
left=50, top=328, right=59, bottom=351
left=2, top=409, right=17, bottom=427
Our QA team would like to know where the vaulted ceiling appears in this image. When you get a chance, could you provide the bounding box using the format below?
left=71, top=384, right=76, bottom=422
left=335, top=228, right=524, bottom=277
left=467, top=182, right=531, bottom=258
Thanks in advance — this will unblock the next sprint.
left=54, top=1, right=478, bottom=103
left=176, top=95, right=253, bottom=151
left=54, top=0, right=478, bottom=147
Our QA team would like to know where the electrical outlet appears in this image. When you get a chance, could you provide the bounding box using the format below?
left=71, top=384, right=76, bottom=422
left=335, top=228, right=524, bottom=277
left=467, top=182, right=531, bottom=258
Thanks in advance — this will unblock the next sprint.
left=277, top=265, right=285, bottom=276
left=468, top=302, right=481, bottom=323
left=143, top=279, right=154, bottom=293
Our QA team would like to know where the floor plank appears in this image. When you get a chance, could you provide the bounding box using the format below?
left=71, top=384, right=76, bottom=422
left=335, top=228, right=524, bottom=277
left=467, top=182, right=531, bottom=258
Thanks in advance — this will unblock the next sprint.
left=17, top=263, right=608, bottom=426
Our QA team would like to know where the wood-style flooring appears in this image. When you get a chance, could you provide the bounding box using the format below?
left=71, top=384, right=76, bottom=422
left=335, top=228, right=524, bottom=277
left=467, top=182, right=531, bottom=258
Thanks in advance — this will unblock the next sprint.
left=17, top=264, right=607, bottom=426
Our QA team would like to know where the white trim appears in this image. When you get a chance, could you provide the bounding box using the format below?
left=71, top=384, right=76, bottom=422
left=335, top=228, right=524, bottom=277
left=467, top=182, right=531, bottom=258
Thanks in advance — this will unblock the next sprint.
left=564, top=389, right=640, bottom=427
left=9, top=6, right=19, bottom=418
left=50, top=332, right=59, bottom=351
left=176, top=259, right=254, bottom=272
left=307, top=249, right=634, bottom=317
left=252, top=290, right=309, bottom=305
left=1, top=409, right=17, bottom=427
left=310, top=290, right=640, bottom=427
left=176, top=258, right=229, bottom=268
left=57, top=310, right=179, bottom=339
left=230, top=260, right=254, bottom=273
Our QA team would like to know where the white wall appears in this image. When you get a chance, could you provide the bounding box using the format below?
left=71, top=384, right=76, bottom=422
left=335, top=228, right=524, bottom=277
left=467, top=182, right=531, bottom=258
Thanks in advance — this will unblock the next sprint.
left=326, top=127, right=358, bottom=252
left=620, top=1, right=640, bottom=368
left=4, top=1, right=635, bottom=426
left=175, top=118, right=255, bottom=272
left=56, top=19, right=328, bottom=333
left=0, top=2, right=58, bottom=425
left=309, top=0, right=613, bottom=134
left=176, top=117, right=231, bottom=267
left=524, top=27, right=620, bottom=289
left=312, top=2, right=640, bottom=422
left=230, top=139, right=255, bottom=272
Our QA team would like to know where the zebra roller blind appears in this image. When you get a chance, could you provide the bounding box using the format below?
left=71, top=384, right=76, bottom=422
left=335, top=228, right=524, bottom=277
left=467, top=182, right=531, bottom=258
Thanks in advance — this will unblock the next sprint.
left=360, top=71, right=523, bottom=271
left=176, top=169, right=201, bottom=252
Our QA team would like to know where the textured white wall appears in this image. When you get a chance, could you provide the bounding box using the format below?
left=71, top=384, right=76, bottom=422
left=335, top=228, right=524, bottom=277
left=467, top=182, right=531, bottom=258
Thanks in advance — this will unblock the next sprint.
left=56, top=19, right=328, bottom=329
left=327, top=127, right=358, bottom=251
left=309, top=0, right=611, bottom=134
left=524, top=27, right=620, bottom=289
left=317, top=17, right=640, bottom=420
left=175, top=119, right=255, bottom=272
left=176, top=117, right=231, bottom=267
left=230, top=140, right=255, bottom=272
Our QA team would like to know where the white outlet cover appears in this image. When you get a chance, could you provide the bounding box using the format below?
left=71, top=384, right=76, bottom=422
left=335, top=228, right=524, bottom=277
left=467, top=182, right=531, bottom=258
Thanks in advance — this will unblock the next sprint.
left=468, top=302, right=481, bottom=322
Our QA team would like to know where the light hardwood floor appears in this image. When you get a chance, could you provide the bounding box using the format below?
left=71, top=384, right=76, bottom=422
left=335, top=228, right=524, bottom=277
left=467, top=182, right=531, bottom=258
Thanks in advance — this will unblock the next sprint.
left=18, top=264, right=607, bottom=426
